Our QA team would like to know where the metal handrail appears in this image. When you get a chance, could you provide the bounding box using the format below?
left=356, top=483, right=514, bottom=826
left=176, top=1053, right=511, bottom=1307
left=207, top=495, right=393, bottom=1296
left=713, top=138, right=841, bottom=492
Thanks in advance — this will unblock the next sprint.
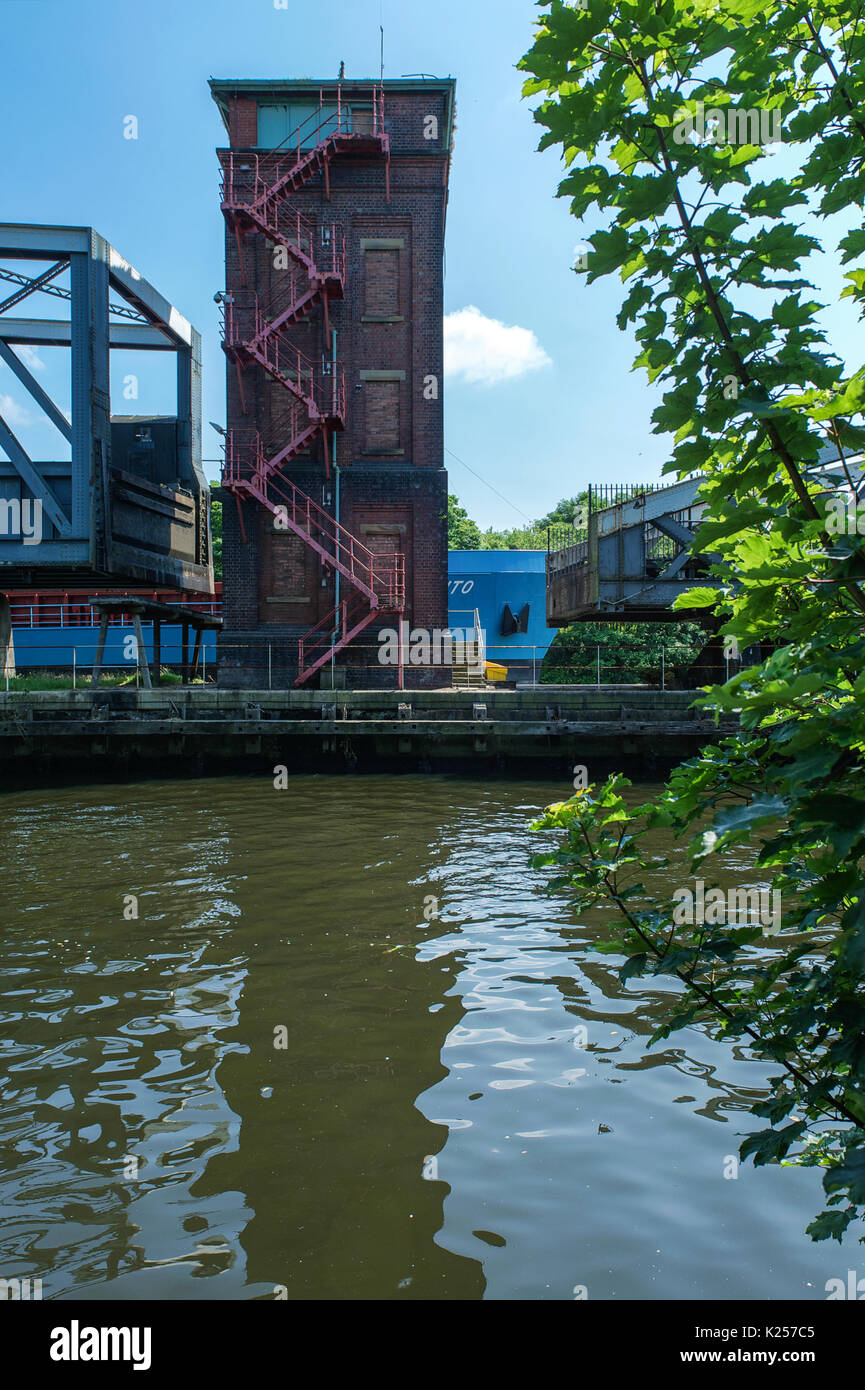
left=446, top=608, right=486, bottom=666
left=223, top=304, right=345, bottom=423
left=220, top=84, right=388, bottom=211
left=547, top=539, right=589, bottom=570
left=266, top=82, right=386, bottom=160
left=225, top=435, right=402, bottom=607
left=298, top=591, right=369, bottom=672
left=8, top=600, right=222, bottom=629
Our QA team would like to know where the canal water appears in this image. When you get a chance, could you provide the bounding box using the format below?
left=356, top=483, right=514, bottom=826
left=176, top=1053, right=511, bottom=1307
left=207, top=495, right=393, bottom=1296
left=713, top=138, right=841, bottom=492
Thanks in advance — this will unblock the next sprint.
left=0, top=774, right=856, bottom=1300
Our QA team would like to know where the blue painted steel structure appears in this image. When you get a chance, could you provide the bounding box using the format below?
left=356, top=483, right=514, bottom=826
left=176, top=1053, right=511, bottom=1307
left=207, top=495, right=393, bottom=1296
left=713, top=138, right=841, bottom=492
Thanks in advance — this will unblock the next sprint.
left=10, top=622, right=218, bottom=675
left=448, top=549, right=558, bottom=677
left=0, top=224, right=212, bottom=591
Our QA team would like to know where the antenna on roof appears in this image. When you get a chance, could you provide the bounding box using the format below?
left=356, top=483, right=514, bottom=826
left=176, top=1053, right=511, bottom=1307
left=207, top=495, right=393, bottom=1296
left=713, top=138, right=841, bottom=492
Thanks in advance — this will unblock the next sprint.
left=380, top=25, right=384, bottom=80
left=338, top=60, right=345, bottom=80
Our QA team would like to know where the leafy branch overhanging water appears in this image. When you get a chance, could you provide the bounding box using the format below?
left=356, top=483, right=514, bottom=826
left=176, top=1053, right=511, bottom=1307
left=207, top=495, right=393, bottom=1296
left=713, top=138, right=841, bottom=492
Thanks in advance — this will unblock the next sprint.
left=522, top=0, right=865, bottom=1242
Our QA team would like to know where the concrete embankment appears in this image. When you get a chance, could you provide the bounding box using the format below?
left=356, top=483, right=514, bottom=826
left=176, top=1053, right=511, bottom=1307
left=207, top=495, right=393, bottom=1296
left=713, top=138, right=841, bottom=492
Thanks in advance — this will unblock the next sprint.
left=0, top=686, right=735, bottom=783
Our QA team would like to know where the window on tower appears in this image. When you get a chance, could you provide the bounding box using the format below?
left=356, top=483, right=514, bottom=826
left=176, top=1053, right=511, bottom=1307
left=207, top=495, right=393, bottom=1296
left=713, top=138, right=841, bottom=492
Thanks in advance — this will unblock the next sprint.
left=364, top=249, right=400, bottom=318
left=364, top=380, right=400, bottom=453
left=257, top=101, right=339, bottom=150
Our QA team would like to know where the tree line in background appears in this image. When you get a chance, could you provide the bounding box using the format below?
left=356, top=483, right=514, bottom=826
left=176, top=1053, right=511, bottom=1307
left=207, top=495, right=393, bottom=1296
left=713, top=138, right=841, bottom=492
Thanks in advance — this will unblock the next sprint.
left=542, top=616, right=707, bottom=685
left=210, top=484, right=222, bottom=581
left=447, top=491, right=583, bottom=549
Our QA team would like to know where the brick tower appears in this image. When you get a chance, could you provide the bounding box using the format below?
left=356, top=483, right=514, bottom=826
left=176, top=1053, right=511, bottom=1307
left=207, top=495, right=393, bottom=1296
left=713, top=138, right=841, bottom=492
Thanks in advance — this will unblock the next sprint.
left=210, top=76, right=455, bottom=688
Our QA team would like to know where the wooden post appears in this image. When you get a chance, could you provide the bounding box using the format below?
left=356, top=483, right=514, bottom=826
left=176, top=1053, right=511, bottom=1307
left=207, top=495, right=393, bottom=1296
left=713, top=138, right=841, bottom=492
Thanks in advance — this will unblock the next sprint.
left=0, top=594, right=15, bottom=681
left=190, top=628, right=202, bottom=681
left=153, top=618, right=162, bottom=687
left=132, top=613, right=152, bottom=690
left=90, top=612, right=109, bottom=688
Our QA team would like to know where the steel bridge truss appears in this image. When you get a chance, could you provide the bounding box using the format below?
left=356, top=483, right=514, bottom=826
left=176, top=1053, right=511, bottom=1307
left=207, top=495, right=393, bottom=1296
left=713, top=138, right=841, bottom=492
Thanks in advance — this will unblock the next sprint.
left=546, top=477, right=719, bottom=625
left=546, top=453, right=864, bottom=625
left=0, top=224, right=212, bottom=591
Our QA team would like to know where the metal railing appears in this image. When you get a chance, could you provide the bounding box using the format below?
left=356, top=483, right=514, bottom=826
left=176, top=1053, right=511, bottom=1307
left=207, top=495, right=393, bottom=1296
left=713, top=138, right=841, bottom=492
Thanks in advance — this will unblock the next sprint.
left=9, top=599, right=222, bottom=629
left=3, top=638, right=213, bottom=688
left=223, top=443, right=404, bottom=609
left=263, top=212, right=346, bottom=284
left=589, top=482, right=664, bottom=510
left=546, top=523, right=587, bottom=553
left=219, top=84, right=389, bottom=209
left=547, top=539, right=589, bottom=574
left=297, top=592, right=376, bottom=687
left=222, top=304, right=345, bottom=423
left=447, top=608, right=486, bottom=668
left=223, top=420, right=320, bottom=488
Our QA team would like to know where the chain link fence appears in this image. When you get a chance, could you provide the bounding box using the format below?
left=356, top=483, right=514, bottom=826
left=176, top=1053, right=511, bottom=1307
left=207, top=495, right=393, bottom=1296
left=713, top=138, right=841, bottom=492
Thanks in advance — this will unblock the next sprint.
left=2, top=636, right=753, bottom=692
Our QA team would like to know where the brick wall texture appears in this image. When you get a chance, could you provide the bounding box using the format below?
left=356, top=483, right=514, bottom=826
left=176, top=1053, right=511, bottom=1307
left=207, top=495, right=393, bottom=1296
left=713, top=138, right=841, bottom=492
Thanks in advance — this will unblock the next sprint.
left=215, top=81, right=453, bottom=689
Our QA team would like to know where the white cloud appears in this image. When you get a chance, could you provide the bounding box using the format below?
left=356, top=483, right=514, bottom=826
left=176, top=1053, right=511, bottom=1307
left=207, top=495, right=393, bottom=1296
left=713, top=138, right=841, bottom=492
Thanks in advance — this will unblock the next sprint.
left=0, top=394, right=31, bottom=428
left=444, top=305, right=551, bottom=386
left=16, top=345, right=45, bottom=371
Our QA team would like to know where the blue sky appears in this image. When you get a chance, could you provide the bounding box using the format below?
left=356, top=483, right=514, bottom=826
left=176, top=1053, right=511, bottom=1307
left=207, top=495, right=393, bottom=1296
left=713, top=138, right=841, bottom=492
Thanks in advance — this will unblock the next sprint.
left=0, top=0, right=861, bottom=530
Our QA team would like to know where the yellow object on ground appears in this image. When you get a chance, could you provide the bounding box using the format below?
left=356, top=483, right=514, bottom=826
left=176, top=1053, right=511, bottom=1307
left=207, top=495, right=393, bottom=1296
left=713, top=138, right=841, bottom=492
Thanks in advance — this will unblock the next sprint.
left=485, top=661, right=507, bottom=682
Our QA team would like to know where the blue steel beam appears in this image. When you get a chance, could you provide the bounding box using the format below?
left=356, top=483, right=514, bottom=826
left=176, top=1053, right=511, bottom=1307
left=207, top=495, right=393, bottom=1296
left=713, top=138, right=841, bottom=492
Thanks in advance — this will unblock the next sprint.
left=0, top=416, right=71, bottom=533
left=0, top=225, right=94, bottom=257
left=0, top=318, right=177, bottom=349
left=0, top=261, right=67, bottom=315
left=0, top=226, right=190, bottom=344
left=0, top=339, right=72, bottom=443
left=0, top=267, right=151, bottom=323
left=176, top=328, right=203, bottom=494
left=70, top=246, right=109, bottom=542
left=104, top=239, right=194, bottom=349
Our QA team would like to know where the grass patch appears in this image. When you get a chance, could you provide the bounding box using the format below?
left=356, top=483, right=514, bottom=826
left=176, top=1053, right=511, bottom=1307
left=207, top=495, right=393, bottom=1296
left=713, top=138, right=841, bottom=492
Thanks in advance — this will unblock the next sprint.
left=2, top=668, right=191, bottom=692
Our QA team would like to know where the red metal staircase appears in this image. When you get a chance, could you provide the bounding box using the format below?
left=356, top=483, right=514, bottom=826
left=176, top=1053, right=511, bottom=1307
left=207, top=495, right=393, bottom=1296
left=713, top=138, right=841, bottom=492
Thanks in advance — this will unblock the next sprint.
left=218, top=87, right=400, bottom=687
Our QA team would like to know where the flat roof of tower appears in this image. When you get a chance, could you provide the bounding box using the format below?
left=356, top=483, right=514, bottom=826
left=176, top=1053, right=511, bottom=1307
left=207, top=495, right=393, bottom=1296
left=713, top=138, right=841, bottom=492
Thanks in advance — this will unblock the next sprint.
left=209, top=76, right=456, bottom=134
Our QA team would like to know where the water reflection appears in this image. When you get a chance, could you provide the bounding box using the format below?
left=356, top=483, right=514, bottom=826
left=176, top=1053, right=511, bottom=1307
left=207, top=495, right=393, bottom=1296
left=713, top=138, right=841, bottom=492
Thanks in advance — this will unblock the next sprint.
left=0, top=775, right=856, bottom=1300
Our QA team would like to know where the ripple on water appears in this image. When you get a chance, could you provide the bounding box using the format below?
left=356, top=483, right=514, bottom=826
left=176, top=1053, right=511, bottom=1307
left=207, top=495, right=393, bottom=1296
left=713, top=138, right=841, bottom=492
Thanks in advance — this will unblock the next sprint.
left=0, top=774, right=856, bottom=1300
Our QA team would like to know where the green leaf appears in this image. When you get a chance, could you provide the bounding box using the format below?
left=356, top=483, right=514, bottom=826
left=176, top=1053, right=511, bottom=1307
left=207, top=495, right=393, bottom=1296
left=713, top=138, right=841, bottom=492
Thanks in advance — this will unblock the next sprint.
left=824, top=1147, right=865, bottom=1206
left=741, top=1121, right=808, bottom=1166
left=620, top=952, right=649, bottom=981
left=806, top=1209, right=855, bottom=1243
